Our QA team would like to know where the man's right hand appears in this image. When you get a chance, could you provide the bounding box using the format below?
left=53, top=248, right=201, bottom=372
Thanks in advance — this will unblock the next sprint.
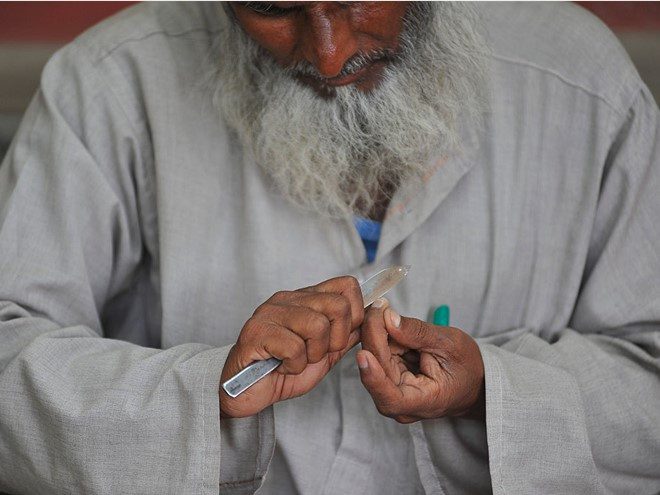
left=219, top=276, right=365, bottom=418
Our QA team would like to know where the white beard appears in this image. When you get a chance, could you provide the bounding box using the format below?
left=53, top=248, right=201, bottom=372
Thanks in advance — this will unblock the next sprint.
left=212, top=2, right=488, bottom=219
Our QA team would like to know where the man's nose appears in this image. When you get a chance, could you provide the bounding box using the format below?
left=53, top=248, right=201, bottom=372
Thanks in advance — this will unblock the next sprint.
left=299, top=4, right=358, bottom=78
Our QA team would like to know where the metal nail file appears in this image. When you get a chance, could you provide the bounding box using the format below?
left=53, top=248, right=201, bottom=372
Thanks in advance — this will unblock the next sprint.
left=222, top=265, right=410, bottom=398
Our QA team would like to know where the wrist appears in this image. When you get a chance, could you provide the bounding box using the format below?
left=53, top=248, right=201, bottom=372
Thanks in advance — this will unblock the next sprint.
left=219, top=392, right=235, bottom=419
left=458, top=380, right=485, bottom=420
left=450, top=342, right=485, bottom=419
left=220, top=401, right=233, bottom=419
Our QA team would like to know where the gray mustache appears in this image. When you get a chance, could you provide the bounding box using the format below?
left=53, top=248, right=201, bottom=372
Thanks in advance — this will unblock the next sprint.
left=287, top=48, right=398, bottom=81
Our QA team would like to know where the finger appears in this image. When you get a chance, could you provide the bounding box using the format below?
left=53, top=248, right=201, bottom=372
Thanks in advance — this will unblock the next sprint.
left=356, top=350, right=405, bottom=418
left=238, top=322, right=308, bottom=375
left=392, top=414, right=420, bottom=424
left=287, top=291, right=353, bottom=353
left=343, top=328, right=361, bottom=354
left=360, top=298, right=393, bottom=369
left=384, top=309, right=446, bottom=350
left=331, top=328, right=361, bottom=362
left=401, top=349, right=420, bottom=364
left=257, top=304, right=332, bottom=363
left=419, top=350, right=444, bottom=379
left=401, top=349, right=420, bottom=374
left=388, top=340, right=408, bottom=356
left=310, top=276, right=365, bottom=329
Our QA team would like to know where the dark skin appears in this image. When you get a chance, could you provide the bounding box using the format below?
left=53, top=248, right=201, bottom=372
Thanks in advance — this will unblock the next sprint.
left=358, top=298, right=485, bottom=423
left=220, top=277, right=365, bottom=418
left=220, top=2, right=486, bottom=422
left=231, top=1, right=409, bottom=95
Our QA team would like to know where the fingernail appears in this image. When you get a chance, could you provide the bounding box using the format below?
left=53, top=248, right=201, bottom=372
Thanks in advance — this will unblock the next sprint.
left=372, top=297, right=387, bottom=309
left=387, top=308, right=401, bottom=328
left=357, top=352, right=369, bottom=370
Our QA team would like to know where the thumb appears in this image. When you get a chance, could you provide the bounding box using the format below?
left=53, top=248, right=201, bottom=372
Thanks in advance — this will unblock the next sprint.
left=356, top=350, right=401, bottom=409
left=324, top=329, right=361, bottom=369
left=384, top=308, right=443, bottom=350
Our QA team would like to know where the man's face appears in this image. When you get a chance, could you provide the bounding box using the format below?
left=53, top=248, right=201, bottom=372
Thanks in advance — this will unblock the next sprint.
left=231, top=1, right=410, bottom=95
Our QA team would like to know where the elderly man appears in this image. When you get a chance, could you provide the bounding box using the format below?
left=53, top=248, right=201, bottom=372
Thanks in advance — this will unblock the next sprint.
left=0, top=2, right=658, bottom=494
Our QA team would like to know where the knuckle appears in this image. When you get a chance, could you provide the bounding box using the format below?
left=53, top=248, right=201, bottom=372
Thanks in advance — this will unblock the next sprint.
left=323, top=296, right=351, bottom=331
left=324, top=293, right=347, bottom=314
left=329, top=333, right=349, bottom=352
left=253, top=301, right=278, bottom=316
left=269, top=290, right=292, bottom=303
left=336, top=296, right=351, bottom=318
left=307, top=313, right=330, bottom=336
left=236, top=331, right=250, bottom=347
left=239, top=317, right=262, bottom=339
left=284, top=359, right=306, bottom=375
left=252, top=303, right=268, bottom=316
left=411, top=319, right=428, bottom=341
left=290, top=339, right=306, bottom=358
left=307, top=347, right=324, bottom=363
left=235, top=335, right=251, bottom=351
left=281, top=341, right=307, bottom=374
left=454, top=327, right=472, bottom=349
left=309, top=337, right=330, bottom=361
left=345, top=276, right=361, bottom=292
left=375, top=401, right=396, bottom=418
left=346, top=277, right=364, bottom=309
left=293, top=362, right=306, bottom=374
left=409, top=317, right=423, bottom=334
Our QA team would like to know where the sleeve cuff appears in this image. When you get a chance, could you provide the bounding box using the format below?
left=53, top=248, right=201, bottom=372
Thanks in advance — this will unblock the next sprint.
left=477, top=342, right=601, bottom=495
left=201, top=346, right=275, bottom=494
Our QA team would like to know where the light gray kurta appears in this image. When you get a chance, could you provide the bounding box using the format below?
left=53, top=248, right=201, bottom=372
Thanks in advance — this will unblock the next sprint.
left=0, top=2, right=659, bottom=494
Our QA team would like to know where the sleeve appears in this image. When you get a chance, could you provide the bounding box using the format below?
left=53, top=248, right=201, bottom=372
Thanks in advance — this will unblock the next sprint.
left=481, top=88, right=660, bottom=493
left=415, top=87, right=660, bottom=495
left=0, top=42, right=274, bottom=494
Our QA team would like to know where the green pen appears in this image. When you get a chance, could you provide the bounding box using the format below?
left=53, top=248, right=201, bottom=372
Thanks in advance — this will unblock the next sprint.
left=432, top=305, right=450, bottom=326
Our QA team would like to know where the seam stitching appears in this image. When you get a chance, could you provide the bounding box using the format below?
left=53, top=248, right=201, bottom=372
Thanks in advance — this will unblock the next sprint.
left=75, top=27, right=222, bottom=64
left=489, top=53, right=628, bottom=118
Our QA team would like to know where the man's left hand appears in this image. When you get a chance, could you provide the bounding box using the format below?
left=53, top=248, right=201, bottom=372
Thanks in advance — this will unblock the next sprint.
left=357, top=299, right=485, bottom=423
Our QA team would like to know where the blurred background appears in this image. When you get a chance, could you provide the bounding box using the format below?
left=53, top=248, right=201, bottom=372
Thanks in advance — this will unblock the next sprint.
left=1, top=2, right=659, bottom=161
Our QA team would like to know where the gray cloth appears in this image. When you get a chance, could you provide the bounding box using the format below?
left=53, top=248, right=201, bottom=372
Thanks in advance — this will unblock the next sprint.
left=0, top=2, right=659, bottom=494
